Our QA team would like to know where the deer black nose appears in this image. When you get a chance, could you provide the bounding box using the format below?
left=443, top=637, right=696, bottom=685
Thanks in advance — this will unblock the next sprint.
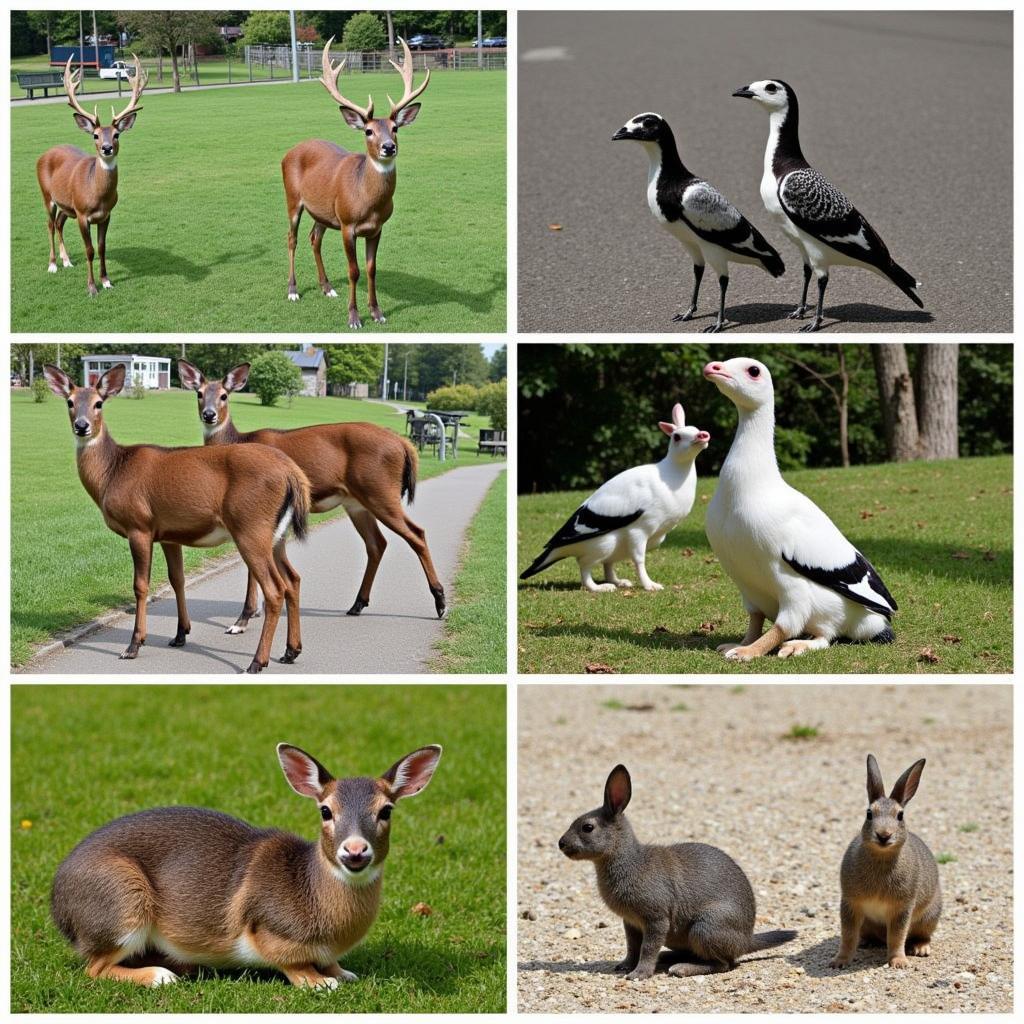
left=101, top=145, right=114, bottom=155
left=381, top=142, right=397, bottom=156
left=202, top=410, right=217, bottom=423
left=74, top=418, right=91, bottom=434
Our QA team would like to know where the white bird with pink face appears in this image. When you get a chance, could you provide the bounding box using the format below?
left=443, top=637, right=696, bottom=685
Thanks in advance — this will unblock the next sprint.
left=521, top=403, right=710, bottom=592
left=703, top=357, right=897, bottom=660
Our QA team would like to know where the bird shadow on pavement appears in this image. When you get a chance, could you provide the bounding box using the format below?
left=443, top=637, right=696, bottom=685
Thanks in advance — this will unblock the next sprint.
left=686, top=302, right=935, bottom=332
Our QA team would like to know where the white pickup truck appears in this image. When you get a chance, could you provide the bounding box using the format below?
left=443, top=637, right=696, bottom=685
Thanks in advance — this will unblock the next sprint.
left=98, top=60, right=137, bottom=80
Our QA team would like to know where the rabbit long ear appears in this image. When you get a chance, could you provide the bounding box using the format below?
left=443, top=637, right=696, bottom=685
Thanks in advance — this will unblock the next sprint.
left=866, top=754, right=885, bottom=802
left=658, top=421, right=675, bottom=436
left=889, top=758, right=926, bottom=806
left=672, top=403, right=685, bottom=427
left=603, top=764, right=631, bottom=816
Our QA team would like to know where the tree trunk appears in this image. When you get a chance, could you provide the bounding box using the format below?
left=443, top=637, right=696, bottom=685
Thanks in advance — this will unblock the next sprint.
left=872, top=343, right=919, bottom=461
left=171, top=49, right=181, bottom=92
left=837, top=345, right=850, bottom=468
left=916, top=344, right=959, bottom=460
left=386, top=11, right=394, bottom=56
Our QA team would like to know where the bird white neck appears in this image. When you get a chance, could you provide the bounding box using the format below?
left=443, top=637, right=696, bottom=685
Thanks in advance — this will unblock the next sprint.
left=641, top=141, right=662, bottom=188
left=720, top=404, right=782, bottom=492
left=765, top=108, right=787, bottom=181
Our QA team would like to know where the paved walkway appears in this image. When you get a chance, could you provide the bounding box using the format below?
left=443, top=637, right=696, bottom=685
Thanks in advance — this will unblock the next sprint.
left=27, top=462, right=505, bottom=675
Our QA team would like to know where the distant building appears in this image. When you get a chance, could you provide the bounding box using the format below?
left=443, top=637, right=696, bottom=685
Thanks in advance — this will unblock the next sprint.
left=81, top=353, right=171, bottom=389
left=219, top=26, right=244, bottom=41
left=338, top=382, right=370, bottom=398
left=285, top=345, right=327, bottom=397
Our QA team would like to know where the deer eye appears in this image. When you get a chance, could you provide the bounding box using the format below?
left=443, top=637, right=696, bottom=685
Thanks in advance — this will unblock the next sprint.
left=365, top=129, right=373, bottom=136
left=220, top=394, right=227, bottom=402
left=897, top=811, right=904, bottom=821
left=320, top=805, right=332, bottom=821
left=67, top=399, right=74, bottom=408
left=581, top=822, right=595, bottom=833
left=95, top=401, right=103, bottom=410
left=113, top=132, right=120, bottom=139
left=866, top=809, right=873, bottom=820
left=378, top=804, right=393, bottom=821
left=92, top=133, right=98, bottom=139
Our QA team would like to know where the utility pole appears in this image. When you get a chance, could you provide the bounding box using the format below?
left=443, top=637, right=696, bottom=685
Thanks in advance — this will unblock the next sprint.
left=79, top=12, right=85, bottom=79
left=402, top=353, right=409, bottom=400
left=381, top=343, right=389, bottom=400
left=92, top=11, right=100, bottom=71
left=288, top=10, right=299, bottom=82
left=477, top=10, right=483, bottom=68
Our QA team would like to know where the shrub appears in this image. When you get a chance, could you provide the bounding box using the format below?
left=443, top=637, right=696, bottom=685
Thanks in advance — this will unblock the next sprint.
left=248, top=352, right=303, bottom=407
left=126, top=372, right=146, bottom=400
left=476, top=380, right=506, bottom=430
left=241, top=10, right=291, bottom=44
left=426, top=383, right=480, bottom=411
left=31, top=376, right=49, bottom=403
left=342, top=11, right=386, bottom=51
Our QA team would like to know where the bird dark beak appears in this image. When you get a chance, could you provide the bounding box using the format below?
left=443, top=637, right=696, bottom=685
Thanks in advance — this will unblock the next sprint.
left=611, top=126, right=631, bottom=141
left=732, top=86, right=755, bottom=98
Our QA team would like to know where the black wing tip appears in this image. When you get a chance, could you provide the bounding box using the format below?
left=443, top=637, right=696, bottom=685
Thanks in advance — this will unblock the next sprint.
left=764, top=252, right=786, bottom=277
left=520, top=551, right=554, bottom=579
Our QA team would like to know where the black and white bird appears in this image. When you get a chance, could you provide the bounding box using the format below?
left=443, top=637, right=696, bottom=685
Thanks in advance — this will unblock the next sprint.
left=612, top=112, right=785, bottom=332
left=732, top=80, right=923, bottom=332
left=703, top=357, right=897, bottom=661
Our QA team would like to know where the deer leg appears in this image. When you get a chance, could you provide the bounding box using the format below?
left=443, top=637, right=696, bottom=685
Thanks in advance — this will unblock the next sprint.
left=55, top=212, right=73, bottom=267
left=274, top=543, right=302, bottom=664
left=44, top=200, right=58, bottom=272
left=76, top=214, right=98, bottom=296
left=160, top=542, right=191, bottom=647
left=370, top=501, right=446, bottom=618
left=226, top=570, right=262, bottom=635
left=345, top=509, right=388, bottom=615
left=365, top=230, right=385, bottom=323
left=97, top=216, right=112, bottom=289
left=310, top=222, right=337, bottom=297
left=123, top=534, right=153, bottom=659
left=341, top=226, right=362, bottom=329
left=235, top=537, right=285, bottom=674
left=286, top=201, right=302, bottom=301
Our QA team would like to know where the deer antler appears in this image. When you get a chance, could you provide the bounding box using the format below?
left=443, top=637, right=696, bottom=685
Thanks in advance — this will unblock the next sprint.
left=387, top=37, right=431, bottom=119
left=63, top=56, right=98, bottom=127
left=111, top=54, right=147, bottom=124
left=319, top=36, right=373, bottom=121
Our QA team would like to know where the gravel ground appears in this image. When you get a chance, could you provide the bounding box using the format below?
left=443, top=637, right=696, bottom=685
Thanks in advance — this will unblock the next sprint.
left=517, top=684, right=1012, bottom=1013
left=518, top=11, right=1013, bottom=334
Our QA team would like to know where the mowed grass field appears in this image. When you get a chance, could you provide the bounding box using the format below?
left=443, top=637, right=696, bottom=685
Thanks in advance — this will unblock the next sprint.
left=518, top=456, right=1013, bottom=674
left=11, top=387, right=497, bottom=665
left=11, top=684, right=506, bottom=1013
left=11, top=71, right=506, bottom=332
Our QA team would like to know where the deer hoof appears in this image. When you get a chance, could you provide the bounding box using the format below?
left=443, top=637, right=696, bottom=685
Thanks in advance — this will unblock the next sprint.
left=102, top=279, right=113, bottom=289
left=287, top=291, right=300, bottom=302
left=347, top=597, right=368, bottom=616
left=349, top=319, right=363, bottom=330
left=62, top=257, right=74, bottom=268
left=225, top=623, right=247, bottom=635
left=325, top=288, right=338, bottom=298
left=48, top=263, right=58, bottom=274
left=279, top=645, right=302, bottom=664
left=245, top=660, right=266, bottom=674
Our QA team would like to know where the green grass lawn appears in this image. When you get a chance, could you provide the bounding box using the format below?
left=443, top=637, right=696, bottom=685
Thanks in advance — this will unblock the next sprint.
left=11, top=684, right=506, bottom=1013
left=433, top=469, right=507, bottom=673
left=11, top=71, right=506, bottom=332
left=10, top=387, right=498, bottom=666
left=518, top=456, right=1013, bottom=674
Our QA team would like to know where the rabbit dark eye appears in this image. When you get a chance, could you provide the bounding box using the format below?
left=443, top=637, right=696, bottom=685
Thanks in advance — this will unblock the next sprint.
left=378, top=804, right=393, bottom=821
left=581, top=823, right=595, bottom=833
left=897, top=811, right=904, bottom=821
left=673, top=433, right=681, bottom=442
left=866, top=809, right=873, bottom=820
left=320, top=805, right=332, bottom=821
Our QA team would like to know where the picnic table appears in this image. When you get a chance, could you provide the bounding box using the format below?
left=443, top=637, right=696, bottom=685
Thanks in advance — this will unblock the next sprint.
left=405, top=409, right=470, bottom=459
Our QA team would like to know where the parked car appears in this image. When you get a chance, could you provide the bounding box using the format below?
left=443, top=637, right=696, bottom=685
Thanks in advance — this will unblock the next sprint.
left=98, top=60, right=139, bottom=80
left=406, top=33, right=447, bottom=50
left=11, top=373, right=23, bottom=388
left=472, top=37, right=508, bottom=47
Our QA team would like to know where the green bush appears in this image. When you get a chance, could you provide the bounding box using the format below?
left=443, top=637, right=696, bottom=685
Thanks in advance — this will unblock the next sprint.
left=127, top=372, right=146, bottom=400
left=426, top=383, right=480, bottom=411
left=342, top=12, right=386, bottom=51
left=241, top=11, right=292, bottom=44
left=248, top=352, right=303, bottom=407
left=30, top=376, right=49, bottom=403
left=476, top=380, right=506, bottom=430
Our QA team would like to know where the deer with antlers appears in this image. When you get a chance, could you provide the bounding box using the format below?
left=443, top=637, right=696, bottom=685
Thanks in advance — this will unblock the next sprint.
left=43, top=363, right=311, bottom=674
left=36, top=55, right=147, bottom=296
left=282, top=37, right=431, bottom=328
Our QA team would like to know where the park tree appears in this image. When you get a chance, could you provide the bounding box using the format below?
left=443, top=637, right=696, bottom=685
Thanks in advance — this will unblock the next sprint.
left=241, top=10, right=292, bottom=44
left=248, top=351, right=303, bottom=406
left=489, top=345, right=507, bottom=381
left=23, top=11, right=54, bottom=56
left=342, top=12, right=386, bottom=51
left=124, top=10, right=219, bottom=92
left=476, top=380, right=507, bottom=430
left=322, top=344, right=384, bottom=387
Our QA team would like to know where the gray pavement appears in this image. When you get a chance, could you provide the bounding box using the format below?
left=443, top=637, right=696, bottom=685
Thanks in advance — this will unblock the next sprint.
left=27, top=461, right=505, bottom=676
left=518, top=12, right=1012, bottom=333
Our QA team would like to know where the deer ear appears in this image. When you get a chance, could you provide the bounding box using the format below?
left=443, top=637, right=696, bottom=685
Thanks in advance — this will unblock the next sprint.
left=177, top=360, right=204, bottom=392
left=340, top=107, right=367, bottom=130
left=223, top=363, right=250, bottom=393
left=383, top=745, right=442, bottom=800
left=394, top=102, right=421, bottom=127
left=672, top=403, right=685, bottom=427
left=43, top=364, right=74, bottom=398
left=277, top=743, right=333, bottom=800
left=114, top=109, right=140, bottom=132
left=72, top=112, right=95, bottom=134
left=97, top=364, right=126, bottom=399
left=658, top=421, right=675, bottom=436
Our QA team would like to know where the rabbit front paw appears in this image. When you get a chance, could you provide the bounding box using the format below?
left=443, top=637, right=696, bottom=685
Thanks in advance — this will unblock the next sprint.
left=908, top=941, right=931, bottom=957
left=888, top=955, right=910, bottom=969
left=723, top=645, right=758, bottom=662
left=828, top=954, right=852, bottom=969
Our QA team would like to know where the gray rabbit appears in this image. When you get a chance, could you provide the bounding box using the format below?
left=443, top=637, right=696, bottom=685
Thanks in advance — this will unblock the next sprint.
left=558, top=764, right=796, bottom=979
left=830, top=754, right=941, bottom=970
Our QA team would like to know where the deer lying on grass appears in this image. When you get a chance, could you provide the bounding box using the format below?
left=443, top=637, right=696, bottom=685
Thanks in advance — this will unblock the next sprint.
left=178, top=359, right=446, bottom=629
left=44, top=363, right=311, bottom=673
left=36, top=55, right=147, bottom=296
left=282, top=37, right=431, bottom=327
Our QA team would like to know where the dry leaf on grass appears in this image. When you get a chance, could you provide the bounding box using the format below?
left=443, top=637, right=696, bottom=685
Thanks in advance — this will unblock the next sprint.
left=411, top=902, right=433, bottom=917
left=917, top=647, right=940, bottom=664
left=585, top=662, right=616, bottom=674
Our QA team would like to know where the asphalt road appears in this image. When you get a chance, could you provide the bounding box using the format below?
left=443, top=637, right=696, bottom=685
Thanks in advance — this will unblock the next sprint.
left=27, top=461, right=505, bottom=676
left=518, top=12, right=1012, bottom=333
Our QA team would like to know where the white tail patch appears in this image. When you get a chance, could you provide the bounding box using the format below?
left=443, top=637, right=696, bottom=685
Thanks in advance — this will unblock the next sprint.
left=274, top=507, right=293, bottom=544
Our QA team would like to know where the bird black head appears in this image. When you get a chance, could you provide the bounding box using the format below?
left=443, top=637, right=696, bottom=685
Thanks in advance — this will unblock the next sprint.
left=612, top=112, right=669, bottom=143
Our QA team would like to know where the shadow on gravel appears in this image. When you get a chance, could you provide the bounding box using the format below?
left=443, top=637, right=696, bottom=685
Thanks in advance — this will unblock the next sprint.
left=519, top=958, right=619, bottom=975
left=790, top=936, right=885, bottom=977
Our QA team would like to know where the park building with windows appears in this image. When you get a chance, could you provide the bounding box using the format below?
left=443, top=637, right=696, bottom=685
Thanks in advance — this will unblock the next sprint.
left=80, top=354, right=171, bottom=390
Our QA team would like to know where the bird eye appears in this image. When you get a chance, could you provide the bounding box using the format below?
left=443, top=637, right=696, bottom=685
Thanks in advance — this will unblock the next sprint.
left=866, top=809, right=873, bottom=820
left=748, top=366, right=761, bottom=378
left=897, top=811, right=904, bottom=821
left=581, top=823, right=595, bottom=833
left=320, top=805, right=332, bottom=821
left=378, top=804, right=393, bottom=821
left=765, top=83, right=778, bottom=94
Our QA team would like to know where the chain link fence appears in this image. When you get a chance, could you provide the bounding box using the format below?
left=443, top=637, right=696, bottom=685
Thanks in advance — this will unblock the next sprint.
left=245, top=43, right=506, bottom=76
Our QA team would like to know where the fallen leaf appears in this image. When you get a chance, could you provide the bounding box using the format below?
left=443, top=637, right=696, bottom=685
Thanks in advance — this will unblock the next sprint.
left=622, top=703, right=655, bottom=712
left=548, top=223, right=563, bottom=231
left=917, top=647, right=940, bottom=664
left=859, top=510, right=874, bottom=519
left=942, top=635, right=962, bottom=645
left=951, top=551, right=971, bottom=560
left=652, top=625, right=669, bottom=634
left=411, top=902, right=433, bottom=917
left=983, top=611, right=994, bottom=621
left=585, top=662, right=616, bottom=674
left=681, top=547, right=694, bottom=557
left=698, top=621, right=717, bottom=633
left=703, top=556, right=717, bottom=564
left=20, top=820, right=32, bottom=830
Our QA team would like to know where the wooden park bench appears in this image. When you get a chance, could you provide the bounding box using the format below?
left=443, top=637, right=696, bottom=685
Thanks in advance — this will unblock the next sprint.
left=17, top=71, right=68, bottom=99
left=477, top=428, right=507, bottom=456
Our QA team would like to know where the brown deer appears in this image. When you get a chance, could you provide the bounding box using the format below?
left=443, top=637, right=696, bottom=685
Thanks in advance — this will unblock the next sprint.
left=178, top=359, right=446, bottom=632
left=36, top=56, right=147, bottom=296
left=43, top=363, right=311, bottom=674
left=282, top=37, right=431, bottom=328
